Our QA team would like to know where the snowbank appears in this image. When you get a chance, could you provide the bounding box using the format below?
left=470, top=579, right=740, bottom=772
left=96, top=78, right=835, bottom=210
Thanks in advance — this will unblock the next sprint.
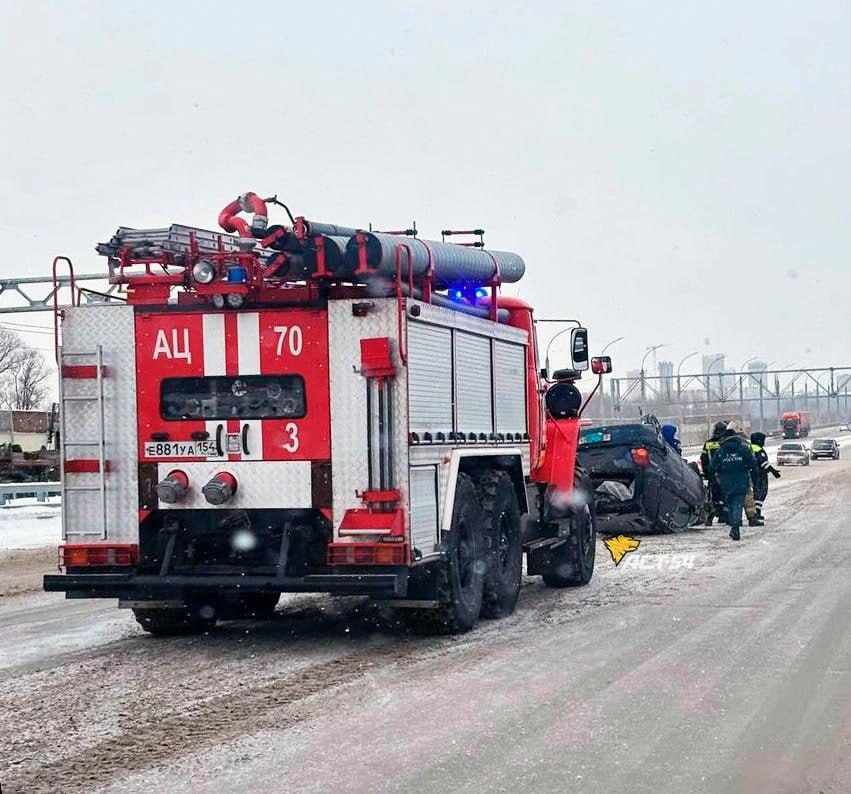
left=0, top=497, right=61, bottom=550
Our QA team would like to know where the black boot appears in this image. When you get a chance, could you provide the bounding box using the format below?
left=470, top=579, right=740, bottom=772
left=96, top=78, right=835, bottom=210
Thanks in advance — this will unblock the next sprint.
left=729, top=525, right=741, bottom=541
left=748, top=516, right=764, bottom=527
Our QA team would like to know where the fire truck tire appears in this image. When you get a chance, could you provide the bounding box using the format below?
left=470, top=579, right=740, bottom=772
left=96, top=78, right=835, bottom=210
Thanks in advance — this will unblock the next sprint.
left=541, top=469, right=596, bottom=588
left=234, top=593, right=280, bottom=619
left=418, top=473, right=485, bottom=634
left=132, top=607, right=217, bottom=636
left=474, top=470, right=522, bottom=619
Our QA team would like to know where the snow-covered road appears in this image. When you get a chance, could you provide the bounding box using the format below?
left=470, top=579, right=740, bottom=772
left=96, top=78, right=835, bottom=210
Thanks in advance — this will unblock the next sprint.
left=1, top=451, right=849, bottom=792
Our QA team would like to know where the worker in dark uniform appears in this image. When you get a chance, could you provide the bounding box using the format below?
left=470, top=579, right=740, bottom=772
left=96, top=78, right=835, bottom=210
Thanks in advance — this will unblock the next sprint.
left=661, top=424, right=682, bottom=455
left=700, top=421, right=728, bottom=525
left=728, top=422, right=764, bottom=527
left=750, top=432, right=781, bottom=519
left=709, top=421, right=756, bottom=540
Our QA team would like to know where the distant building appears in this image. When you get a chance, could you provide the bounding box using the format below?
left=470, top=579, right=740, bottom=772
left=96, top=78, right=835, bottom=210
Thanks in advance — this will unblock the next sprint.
left=658, top=360, right=674, bottom=398
left=747, top=360, right=768, bottom=390
left=0, top=409, right=54, bottom=452
left=703, top=353, right=729, bottom=396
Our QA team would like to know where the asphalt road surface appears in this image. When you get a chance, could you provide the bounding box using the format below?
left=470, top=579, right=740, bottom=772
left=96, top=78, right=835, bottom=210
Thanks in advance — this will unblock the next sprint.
left=1, top=456, right=849, bottom=793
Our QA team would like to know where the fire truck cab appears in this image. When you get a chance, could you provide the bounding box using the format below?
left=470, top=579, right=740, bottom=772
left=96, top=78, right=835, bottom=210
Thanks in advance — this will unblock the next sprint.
left=45, top=194, right=610, bottom=635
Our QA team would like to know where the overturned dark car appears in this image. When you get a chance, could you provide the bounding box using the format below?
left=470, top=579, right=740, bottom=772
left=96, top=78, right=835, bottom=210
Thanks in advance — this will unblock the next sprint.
left=578, top=422, right=706, bottom=534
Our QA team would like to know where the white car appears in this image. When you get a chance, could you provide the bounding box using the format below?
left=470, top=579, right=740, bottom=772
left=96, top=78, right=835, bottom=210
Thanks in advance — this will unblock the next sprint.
left=776, top=442, right=809, bottom=466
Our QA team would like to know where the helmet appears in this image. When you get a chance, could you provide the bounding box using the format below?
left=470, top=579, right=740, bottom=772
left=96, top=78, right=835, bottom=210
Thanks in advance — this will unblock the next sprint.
left=726, top=419, right=744, bottom=435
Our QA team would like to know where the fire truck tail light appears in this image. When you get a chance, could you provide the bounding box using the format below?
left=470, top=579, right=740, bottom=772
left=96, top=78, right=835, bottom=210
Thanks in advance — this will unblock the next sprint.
left=156, top=470, right=189, bottom=503
left=631, top=447, right=651, bottom=467
left=202, top=472, right=238, bottom=505
left=60, top=544, right=139, bottom=568
left=327, top=543, right=409, bottom=566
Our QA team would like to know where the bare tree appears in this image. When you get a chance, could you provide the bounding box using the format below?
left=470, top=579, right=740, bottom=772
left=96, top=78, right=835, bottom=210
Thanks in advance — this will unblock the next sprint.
left=0, top=327, right=21, bottom=380
left=1, top=346, right=49, bottom=410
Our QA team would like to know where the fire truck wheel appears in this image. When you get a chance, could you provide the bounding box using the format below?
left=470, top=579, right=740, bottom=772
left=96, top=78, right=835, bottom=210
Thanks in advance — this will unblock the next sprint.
left=132, top=606, right=217, bottom=636
left=428, top=473, right=485, bottom=634
left=474, top=470, right=522, bottom=619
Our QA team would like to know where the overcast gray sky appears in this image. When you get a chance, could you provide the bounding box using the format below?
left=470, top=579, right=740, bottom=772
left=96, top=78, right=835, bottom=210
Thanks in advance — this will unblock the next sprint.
left=1, top=0, right=849, bottom=375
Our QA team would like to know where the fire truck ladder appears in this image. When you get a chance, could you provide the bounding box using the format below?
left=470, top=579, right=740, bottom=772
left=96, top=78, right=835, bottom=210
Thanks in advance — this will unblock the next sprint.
left=58, top=346, right=108, bottom=541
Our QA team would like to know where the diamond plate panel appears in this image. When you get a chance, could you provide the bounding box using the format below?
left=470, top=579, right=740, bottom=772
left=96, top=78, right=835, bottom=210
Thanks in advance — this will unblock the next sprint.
left=328, top=299, right=409, bottom=539
left=61, top=304, right=139, bottom=542
left=157, top=461, right=311, bottom=509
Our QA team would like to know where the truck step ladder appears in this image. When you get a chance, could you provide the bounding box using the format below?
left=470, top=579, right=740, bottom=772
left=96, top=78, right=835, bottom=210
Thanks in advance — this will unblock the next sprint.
left=59, top=345, right=108, bottom=540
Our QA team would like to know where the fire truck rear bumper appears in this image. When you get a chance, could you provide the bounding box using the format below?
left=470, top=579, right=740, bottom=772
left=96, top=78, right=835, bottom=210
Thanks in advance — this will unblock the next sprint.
left=44, top=570, right=408, bottom=599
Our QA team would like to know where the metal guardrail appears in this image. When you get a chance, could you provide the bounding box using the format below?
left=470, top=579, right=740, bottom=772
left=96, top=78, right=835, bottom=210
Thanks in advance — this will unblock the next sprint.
left=0, top=482, right=61, bottom=505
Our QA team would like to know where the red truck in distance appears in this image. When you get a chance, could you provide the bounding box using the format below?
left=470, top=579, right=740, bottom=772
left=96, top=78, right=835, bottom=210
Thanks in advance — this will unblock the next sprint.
left=780, top=411, right=811, bottom=439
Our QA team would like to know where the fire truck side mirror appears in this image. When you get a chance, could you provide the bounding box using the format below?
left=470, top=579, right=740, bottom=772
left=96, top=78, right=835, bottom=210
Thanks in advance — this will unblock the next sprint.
left=591, top=356, right=612, bottom=375
left=570, top=328, right=589, bottom=372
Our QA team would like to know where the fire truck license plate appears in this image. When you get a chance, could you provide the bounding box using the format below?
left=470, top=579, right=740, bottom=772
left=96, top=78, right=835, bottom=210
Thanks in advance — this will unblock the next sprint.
left=144, top=440, right=220, bottom=458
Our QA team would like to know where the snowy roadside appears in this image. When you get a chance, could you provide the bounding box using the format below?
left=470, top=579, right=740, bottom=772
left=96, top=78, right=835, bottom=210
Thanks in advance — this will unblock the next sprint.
left=0, top=547, right=56, bottom=599
left=0, top=497, right=62, bottom=597
left=0, top=496, right=61, bottom=551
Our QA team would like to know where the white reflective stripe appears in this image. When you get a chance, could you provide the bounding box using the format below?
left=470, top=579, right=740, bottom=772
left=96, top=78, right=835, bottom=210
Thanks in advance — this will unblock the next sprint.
left=237, top=312, right=260, bottom=374
left=202, top=314, right=226, bottom=376
left=203, top=313, right=226, bottom=460
left=237, top=313, right=263, bottom=459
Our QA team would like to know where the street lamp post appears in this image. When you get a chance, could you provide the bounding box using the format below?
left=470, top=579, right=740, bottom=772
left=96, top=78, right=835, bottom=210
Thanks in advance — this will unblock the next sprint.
left=703, top=354, right=724, bottom=407
left=640, top=344, right=665, bottom=404
left=676, top=351, right=699, bottom=396
left=738, top=357, right=759, bottom=421
left=756, top=361, right=776, bottom=433
left=600, top=336, right=625, bottom=355
left=596, top=336, right=624, bottom=419
left=775, top=363, right=798, bottom=418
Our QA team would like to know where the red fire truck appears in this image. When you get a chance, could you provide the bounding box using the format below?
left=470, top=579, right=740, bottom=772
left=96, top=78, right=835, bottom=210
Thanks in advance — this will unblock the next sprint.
left=780, top=410, right=811, bottom=439
left=44, top=193, right=612, bottom=635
